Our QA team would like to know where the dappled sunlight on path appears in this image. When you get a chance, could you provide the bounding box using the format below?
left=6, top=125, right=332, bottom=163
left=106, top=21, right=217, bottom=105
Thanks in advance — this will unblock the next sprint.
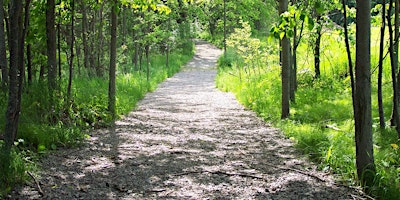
left=10, top=40, right=363, bottom=200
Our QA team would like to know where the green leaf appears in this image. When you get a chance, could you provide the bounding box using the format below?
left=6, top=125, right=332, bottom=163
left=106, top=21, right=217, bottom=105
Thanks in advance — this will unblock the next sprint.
left=38, top=144, right=46, bottom=152
left=315, top=1, right=325, bottom=14
left=307, top=18, right=315, bottom=31
left=300, top=13, right=306, bottom=21
left=280, top=32, right=285, bottom=40
left=287, top=30, right=294, bottom=38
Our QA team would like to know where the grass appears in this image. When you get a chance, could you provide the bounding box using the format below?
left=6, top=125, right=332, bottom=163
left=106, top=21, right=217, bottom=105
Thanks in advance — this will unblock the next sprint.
left=0, top=44, right=194, bottom=197
left=216, top=26, right=400, bottom=198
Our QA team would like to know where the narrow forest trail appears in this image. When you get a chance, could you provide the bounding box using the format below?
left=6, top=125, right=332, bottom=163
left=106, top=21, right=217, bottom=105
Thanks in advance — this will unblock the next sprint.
left=11, top=41, right=363, bottom=199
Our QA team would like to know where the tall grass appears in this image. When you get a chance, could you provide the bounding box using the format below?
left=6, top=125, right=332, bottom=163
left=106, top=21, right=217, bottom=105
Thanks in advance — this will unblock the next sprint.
left=216, top=26, right=400, bottom=198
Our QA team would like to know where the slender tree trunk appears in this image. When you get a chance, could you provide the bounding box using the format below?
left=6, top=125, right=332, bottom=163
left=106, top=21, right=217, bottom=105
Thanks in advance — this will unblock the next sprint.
left=4, top=0, right=22, bottom=150
left=342, top=0, right=356, bottom=116
left=0, top=0, right=7, bottom=89
left=166, top=43, right=169, bottom=69
left=280, top=0, right=290, bottom=119
left=19, top=0, right=31, bottom=85
left=122, top=6, right=126, bottom=45
left=96, top=2, right=104, bottom=77
left=27, top=42, right=32, bottom=85
left=378, top=0, right=386, bottom=129
left=46, top=0, right=57, bottom=96
left=76, top=43, right=81, bottom=75
left=355, top=0, right=375, bottom=189
left=139, top=48, right=143, bottom=71
left=291, top=6, right=304, bottom=98
left=81, top=1, right=89, bottom=72
left=133, top=41, right=139, bottom=71
left=67, top=0, right=75, bottom=99
left=108, top=0, right=117, bottom=119
left=388, top=0, right=400, bottom=134
left=291, top=13, right=303, bottom=102
left=146, top=45, right=150, bottom=82
left=223, top=0, right=226, bottom=59
left=314, top=21, right=322, bottom=79
left=57, top=9, right=61, bottom=80
left=395, top=0, right=400, bottom=138
left=15, top=0, right=30, bottom=136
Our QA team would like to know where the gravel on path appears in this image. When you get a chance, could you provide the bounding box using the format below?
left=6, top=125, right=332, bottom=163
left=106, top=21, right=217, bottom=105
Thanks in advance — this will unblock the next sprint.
left=9, top=40, right=365, bottom=200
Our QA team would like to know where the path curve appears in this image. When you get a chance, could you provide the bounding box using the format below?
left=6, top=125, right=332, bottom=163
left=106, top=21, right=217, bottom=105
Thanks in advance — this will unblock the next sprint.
left=10, top=41, right=362, bottom=199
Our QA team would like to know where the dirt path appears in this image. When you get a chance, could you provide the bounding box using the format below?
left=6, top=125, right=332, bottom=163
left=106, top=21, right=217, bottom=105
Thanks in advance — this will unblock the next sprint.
left=11, top=41, right=363, bottom=199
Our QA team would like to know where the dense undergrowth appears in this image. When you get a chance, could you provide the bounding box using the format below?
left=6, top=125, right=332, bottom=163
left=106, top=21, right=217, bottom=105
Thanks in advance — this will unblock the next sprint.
left=0, top=46, right=194, bottom=196
left=215, top=23, right=400, bottom=198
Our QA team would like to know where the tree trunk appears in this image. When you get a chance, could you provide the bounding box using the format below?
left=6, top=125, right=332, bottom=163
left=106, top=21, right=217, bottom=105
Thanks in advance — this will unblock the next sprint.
left=96, top=2, right=104, bottom=77
left=342, top=0, right=356, bottom=113
left=76, top=42, right=81, bottom=75
left=388, top=0, right=400, bottom=135
left=280, top=0, right=290, bottom=119
left=4, top=0, right=22, bottom=150
left=395, top=0, right=400, bottom=138
left=15, top=0, right=30, bottom=135
left=0, top=0, right=7, bottom=89
left=57, top=5, right=61, bottom=80
left=108, top=0, right=117, bottom=119
left=291, top=7, right=304, bottom=102
left=67, top=0, right=75, bottom=99
left=378, top=0, right=386, bottom=129
left=314, top=21, right=322, bottom=79
left=133, top=41, right=139, bottom=71
left=223, top=0, right=227, bottom=59
left=355, top=0, right=375, bottom=189
left=27, top=42, right=32, bottom=85
left=46, top=0, right=57, bottom=96
left=81, top=1, right=89, bottom=72
left=146, top=45, right=150, bottom=82
left=166, top=43, right=169, bottom=69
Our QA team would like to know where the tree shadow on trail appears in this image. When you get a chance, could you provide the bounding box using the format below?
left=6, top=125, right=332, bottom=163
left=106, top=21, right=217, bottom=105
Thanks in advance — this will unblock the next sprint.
left=8, top=40, right=362, bottom=199
left=10, top=120, right=358, bottom=200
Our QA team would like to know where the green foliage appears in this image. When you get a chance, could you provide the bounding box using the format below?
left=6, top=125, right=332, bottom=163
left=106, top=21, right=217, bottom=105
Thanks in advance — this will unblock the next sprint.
left=217, top=23, right=400, bottom=198
left=0, top=147, right=31, bottom=197
left=0, top=44, right=193, bottom=195
left=196, top=0, right=277, bottom=47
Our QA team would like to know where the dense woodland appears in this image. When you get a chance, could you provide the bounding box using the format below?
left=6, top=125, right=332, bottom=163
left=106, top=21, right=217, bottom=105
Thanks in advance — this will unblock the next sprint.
left=0, top=0, right=399, bottom=198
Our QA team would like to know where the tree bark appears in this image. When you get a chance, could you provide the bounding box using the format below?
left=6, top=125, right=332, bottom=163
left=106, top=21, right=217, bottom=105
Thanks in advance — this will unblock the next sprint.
left=4, top=0, right=22, bottom=150
left=108, top=0, right=117, bottom=119
left=280, top=0, right=290, bottom=119
left=81, top=1, right=89, bottom=73
left=314, top=19, right=322, bottom=79
left=96, top=2, right=104, bottom=77
left=355, top=0, right=375, bottom=189
left=395, top=0, right=400, bottom=138
left=0, top=0, right=7, bottom=89
left=46, top=0, right=57, bottom=96
left=388, top=0, right=400, bottom=135
left=57, top=2, right=62, bottom=81
left=67, top=0, right=75, bottom=99
left=27, top=42, right=32, bottom=85
left=342, top=0, right=356, bottom=118
left=378, top=0, right=386, bottom=129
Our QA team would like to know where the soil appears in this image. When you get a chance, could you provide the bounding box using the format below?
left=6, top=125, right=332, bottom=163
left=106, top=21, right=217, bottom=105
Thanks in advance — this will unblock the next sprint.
left=9, top=40, right=366, bottom=199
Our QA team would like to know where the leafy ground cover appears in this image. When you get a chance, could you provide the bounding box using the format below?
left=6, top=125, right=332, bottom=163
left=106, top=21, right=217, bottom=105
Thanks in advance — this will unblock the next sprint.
left=0, top=47, right=194, bottom=196
left=215, top=24, right=400, bottom=198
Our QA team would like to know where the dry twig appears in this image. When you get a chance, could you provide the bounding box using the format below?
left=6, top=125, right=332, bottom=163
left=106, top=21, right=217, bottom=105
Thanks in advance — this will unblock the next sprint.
left=26, top=171, right=44, bottom=196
